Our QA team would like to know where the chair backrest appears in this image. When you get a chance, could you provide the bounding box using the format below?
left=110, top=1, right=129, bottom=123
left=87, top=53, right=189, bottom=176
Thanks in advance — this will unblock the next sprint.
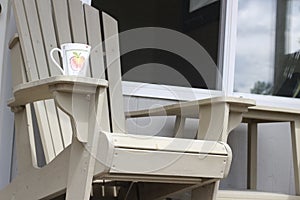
left=12, top=0, right=126, bottom=163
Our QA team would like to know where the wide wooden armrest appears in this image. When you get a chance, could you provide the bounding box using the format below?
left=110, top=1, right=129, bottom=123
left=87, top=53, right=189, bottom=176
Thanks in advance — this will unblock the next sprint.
left=8, top=75, right=108, bottom=108
left=126, top=96, right=255, bottom=119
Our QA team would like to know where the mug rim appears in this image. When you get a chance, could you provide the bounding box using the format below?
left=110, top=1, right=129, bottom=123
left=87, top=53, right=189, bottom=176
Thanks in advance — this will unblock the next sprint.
left=60, top=43, right=91, bottom=50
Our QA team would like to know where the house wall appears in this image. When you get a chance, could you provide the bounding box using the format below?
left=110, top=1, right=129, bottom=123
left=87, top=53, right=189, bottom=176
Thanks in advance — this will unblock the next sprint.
left=0, top=0, right=15, bottom=189
left=222, top=123, right=295, bottom=194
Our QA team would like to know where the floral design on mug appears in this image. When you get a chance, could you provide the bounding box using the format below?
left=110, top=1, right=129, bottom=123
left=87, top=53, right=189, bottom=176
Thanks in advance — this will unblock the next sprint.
left=70, top=51, right=86, bottom=71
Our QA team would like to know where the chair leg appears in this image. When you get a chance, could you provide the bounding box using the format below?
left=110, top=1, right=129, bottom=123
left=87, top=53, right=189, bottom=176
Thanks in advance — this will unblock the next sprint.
left=191, top=182, right=218, bottom=200
left=14, top=106, right=35, bottom=174
left=0, top=146, right=71, bottom=199
left=64, top=89, right=106, bottom=200
left=65, top=138, right=97, bottom=200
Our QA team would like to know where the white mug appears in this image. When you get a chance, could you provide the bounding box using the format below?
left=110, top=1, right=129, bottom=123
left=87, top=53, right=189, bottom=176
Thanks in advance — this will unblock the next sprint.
left=50, top=43, right=91, bottom=76
left=81, top=0, right=91, bottom=5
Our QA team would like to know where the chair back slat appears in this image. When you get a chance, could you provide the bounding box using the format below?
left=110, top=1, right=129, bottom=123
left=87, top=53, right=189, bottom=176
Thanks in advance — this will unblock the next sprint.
left=84, top=5, right=111, bottom=132
left=37, top=0, right=73, bottom=149
left=12, top=0, right=38, bottom=81
left=68, top=0, right=87, bottom=44
left=102, top=12, right=126, bottom=133
left=36, top=0, right=61, bottom=76
left=10, top=37, right=28, bottom=87
left=23, top=0, right=65, bottom=155
left=84, top=5, right=105, bottom=79
left=10, top=39, right=39, bottom=166
left=21, top=0, right=68, bottom=160
left=34, top=102, right=56, bottom=162
left=52, top=0, right=72, bottom=45
left=23, top=0, right=49, bottom=79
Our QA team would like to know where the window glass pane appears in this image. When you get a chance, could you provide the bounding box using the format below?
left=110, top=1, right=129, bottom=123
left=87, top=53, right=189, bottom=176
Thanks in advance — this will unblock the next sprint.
left=234, top=0, right=300, bottom=98
left=92, top=0, right=223, bottom=90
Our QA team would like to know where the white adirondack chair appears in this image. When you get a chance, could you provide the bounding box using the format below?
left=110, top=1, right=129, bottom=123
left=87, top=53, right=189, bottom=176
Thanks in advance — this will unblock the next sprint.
left=0, top=0, right=255, bottom=199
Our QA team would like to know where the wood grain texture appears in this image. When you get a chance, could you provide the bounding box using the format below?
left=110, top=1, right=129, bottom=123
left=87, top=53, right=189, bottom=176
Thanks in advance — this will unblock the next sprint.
left=36, top=0, right=61, bottom=76
left=52, top=0, right=72, bottom=44
left=102, top=12, right=126, bottom=133
left=37, top=0, right=74, bottom=150
left=68, top=0, right=87, bottom=44
left=84, top=5, right=111, bottom=132
left=23, top=0, right=64, bottom=157
left=84, top=5, right=105, bottom=78
left=12, top=0, right=38, bottom=80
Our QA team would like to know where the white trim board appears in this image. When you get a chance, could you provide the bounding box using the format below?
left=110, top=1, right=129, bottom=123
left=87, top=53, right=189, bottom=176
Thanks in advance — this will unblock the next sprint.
left=122, top=81, right=300, bottom=109
left=234, top=92, right=300, bottom=110
left=221, top=0, right=239, bottom=96
left=123, top=81, right=224, bottom=101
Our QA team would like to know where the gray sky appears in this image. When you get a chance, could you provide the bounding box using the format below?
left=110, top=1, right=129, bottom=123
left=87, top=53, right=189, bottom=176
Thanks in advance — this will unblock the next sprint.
left=234, top=0, right=276, bottom=93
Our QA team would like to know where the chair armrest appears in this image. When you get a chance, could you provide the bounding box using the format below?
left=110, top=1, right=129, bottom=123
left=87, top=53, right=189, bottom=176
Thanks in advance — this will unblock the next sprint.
left=8, top=76, right=108, bottom=143
left=126, top=96, right=255, bottom=141
left=8, top=76, right=108, bottom=108
left=126, top=96, right=255, bottom=119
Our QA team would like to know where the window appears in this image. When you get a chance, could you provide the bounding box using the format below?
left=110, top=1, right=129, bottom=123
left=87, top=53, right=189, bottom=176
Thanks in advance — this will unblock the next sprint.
left=93, top=0, right=224, bottom=90
left=234, top=0, right=300, bottom=98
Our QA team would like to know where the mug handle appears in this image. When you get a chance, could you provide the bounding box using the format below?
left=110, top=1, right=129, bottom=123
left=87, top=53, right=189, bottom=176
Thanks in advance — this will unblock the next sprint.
left=50, top=48, right=64, bottom=75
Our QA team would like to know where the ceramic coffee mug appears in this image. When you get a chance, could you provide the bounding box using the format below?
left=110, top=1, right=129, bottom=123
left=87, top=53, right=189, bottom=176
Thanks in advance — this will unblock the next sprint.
left=50, top=43, right=91, bottom=76
left=81, top=0, right=91, bottom=5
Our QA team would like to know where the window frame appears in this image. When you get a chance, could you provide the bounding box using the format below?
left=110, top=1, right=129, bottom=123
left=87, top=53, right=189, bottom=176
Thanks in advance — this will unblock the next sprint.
left=123, top=0, right=228, bottom=100
left=230, top=0, right=300, bottom=109
left=122, top=0, right=300, bottom=109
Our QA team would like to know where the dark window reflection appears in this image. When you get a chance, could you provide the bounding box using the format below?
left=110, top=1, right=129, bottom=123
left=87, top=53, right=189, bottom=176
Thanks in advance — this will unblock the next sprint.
left=92, top=0, right=222, bottom=89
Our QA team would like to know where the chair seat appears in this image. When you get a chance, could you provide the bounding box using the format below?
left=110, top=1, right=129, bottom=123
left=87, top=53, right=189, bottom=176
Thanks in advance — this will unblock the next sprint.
left=96, top=132, right=232, bottom=181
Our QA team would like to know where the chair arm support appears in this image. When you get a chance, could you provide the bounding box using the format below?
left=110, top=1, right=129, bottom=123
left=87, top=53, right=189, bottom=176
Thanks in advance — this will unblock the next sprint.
left=8, top=76, right=108, bottom=108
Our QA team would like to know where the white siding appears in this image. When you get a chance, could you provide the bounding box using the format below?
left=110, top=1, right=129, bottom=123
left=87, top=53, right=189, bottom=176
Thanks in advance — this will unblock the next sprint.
left=0, top=0, right=16, bottom=189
